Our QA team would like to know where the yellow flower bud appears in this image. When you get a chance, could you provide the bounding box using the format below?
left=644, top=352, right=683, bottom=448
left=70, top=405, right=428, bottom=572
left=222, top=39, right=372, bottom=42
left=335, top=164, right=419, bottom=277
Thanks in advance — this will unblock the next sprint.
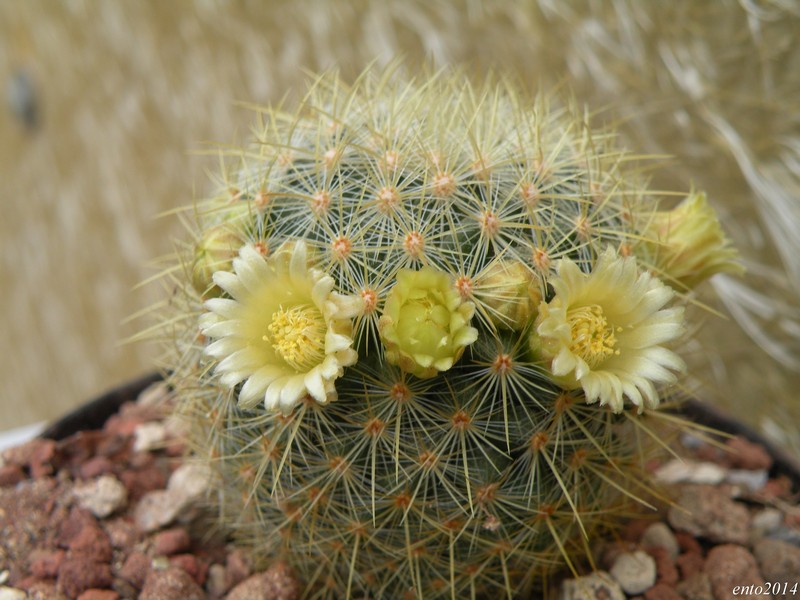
left=191, top=225, right=244, bottom=297
left=379, top=267, right=478, bottom=378
left=640, top=191, right=744, bottom=290
left=475, top=260, right=541, bottom=329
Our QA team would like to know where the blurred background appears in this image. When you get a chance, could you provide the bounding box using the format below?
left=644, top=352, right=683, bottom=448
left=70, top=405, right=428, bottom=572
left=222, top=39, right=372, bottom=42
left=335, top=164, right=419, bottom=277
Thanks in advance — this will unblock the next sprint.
left=1, top=1, right=799, bottom=453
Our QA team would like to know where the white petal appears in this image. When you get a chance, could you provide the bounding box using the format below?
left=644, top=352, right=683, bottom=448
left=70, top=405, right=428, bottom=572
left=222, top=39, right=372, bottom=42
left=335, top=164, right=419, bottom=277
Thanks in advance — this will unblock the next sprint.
left=325, top=331, right=352, bottom=353
left=238, top=366, right=284, bottom=408
left=304, top=370, right=327, bottom=403
left=203, top=298, right=241, bottom=320
left=289, top=241, right=308, bottom=281
left=279, top=376, right=307, bottom=412
left=212, top=271, right=247, bottom=300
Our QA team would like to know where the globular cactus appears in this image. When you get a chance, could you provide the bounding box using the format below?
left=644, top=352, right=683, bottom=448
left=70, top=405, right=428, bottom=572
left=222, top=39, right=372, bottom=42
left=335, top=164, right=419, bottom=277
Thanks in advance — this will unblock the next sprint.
left=159, top=68, right=740, bottom=598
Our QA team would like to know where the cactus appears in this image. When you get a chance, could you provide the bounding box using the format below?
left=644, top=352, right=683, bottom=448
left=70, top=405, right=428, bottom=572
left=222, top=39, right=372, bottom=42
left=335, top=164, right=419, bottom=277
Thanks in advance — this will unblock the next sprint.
left=157, top=68, right=740, bottom=598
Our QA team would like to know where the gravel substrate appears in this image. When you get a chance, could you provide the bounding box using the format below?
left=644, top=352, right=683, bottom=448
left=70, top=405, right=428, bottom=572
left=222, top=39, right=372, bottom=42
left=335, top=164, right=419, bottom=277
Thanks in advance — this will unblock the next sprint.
left=1, top=383, right=798, bottom=599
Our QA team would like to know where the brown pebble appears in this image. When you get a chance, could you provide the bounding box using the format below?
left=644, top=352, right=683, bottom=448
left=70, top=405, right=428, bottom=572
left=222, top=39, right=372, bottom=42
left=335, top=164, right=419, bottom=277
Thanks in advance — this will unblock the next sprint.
left=646, top=547, right=679, bottom=586
left=77, top=590, right=119, bottom=600
left=120, top=466, right=167, bottom=500
left=724, top=436, right=773, bottom=471
left=705, top=544, right=765, bottom=600
left=78, top=456, right=113, bottom=480
left=119, top=551, right=150, bottom=589
left=668, top=485, right=750, bottom=545
left=28, top=548, right=66, bottom=578
left=753, top=538, right=800, bottom=591
left=225, top=548, right=253, bottom=589
left=0, top=463, right=26, bottom=486
left=104, top=414, right=144, bottom=438
left=170, top=553, right=208, bottom=586
left=25, top=580, right=70, bottom=600
left=57, top=557, right=113, bottom=598
left=56, top=506, right=98, bottom=548
left=153, top=527, right=191, bottom=556
left=139, top=566, right=205, bottom=600
left=675, top=573, right=712, bottom=600
left=676, top=551, right=705, bottom=580
left=103, top=517, right=139, bottom=549
left=674, top=530, right=702, bottom=555
left=643, top=582, right=682, bottom=600
left=68, top=525, right=113, bottom=563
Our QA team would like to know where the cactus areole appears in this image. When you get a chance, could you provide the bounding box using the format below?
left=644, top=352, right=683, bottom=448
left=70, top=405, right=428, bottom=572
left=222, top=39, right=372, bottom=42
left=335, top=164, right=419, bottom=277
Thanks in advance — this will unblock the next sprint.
left=159, top=68, right=740, bottom=598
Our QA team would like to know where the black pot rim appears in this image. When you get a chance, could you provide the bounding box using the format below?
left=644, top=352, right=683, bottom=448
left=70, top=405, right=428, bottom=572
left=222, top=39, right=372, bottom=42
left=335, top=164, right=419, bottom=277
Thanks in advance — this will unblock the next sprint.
left=38, top=372, right=800, bottom=489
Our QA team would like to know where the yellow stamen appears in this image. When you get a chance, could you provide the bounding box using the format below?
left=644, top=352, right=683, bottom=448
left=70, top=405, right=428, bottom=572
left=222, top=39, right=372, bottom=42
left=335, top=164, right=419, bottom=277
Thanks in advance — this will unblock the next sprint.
left=266, top=305, right=326, bottom=371
left=567, top=304, right=617, bottom=367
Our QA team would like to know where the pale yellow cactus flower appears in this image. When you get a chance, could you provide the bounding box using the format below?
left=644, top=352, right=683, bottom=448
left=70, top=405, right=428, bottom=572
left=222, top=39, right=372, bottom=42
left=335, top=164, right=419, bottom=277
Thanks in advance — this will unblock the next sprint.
left=531, top=247, right=685, bottom=412
left=379, top=267, right=479, bottom=379
left=641, top=191, right=744, bottom=290
left=200, top=241, right=361, bottom=414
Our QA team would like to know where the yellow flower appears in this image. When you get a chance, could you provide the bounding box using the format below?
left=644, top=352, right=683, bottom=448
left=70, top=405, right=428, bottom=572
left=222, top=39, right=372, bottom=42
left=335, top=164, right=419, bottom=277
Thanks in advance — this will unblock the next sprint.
left=379, top=267, right=478, bottom=379
left=191, top=225, right=244, bottom=297
left=200, top=241, right=361, bottom=413
left=531, top=247, right=685, bottom=412
left=640, top=191, right=744, bottom=290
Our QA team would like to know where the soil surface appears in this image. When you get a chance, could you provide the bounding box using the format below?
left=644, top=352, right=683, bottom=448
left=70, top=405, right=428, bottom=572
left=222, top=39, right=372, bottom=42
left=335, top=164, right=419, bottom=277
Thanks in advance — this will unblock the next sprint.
left=1, top=383, right=798, bottom=599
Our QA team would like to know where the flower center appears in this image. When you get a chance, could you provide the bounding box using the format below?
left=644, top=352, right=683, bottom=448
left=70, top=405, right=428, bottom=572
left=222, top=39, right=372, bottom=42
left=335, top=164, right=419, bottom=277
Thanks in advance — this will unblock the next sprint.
left=266, top=305, right=326, bottom=371
left=567, top=304, right=617, bottom=368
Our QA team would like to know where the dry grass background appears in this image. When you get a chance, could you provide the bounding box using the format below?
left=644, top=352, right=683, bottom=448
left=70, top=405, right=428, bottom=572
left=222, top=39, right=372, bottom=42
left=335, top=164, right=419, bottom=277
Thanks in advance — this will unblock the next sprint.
left=1, top=1, right=799, bottom=453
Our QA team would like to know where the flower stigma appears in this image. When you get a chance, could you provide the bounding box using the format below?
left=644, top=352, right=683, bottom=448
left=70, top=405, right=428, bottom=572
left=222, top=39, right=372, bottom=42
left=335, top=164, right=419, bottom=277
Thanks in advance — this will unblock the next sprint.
left=266, top=305, right=326, bottom=371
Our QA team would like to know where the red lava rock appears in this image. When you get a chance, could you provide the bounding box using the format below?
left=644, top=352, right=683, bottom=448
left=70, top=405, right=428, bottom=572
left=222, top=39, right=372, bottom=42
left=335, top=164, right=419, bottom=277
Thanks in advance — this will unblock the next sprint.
left=57, top=557, right=113, bottom=598
left=724, top=436, right=773, bottom=471
left=170, top=553, right=208, bottom=585
left=674, top=530, right=702, bottom=555
left=139, top=566, right=205, bottom=600
left=78, top=456, right=113, bottom=480
left=29, top=548, right=66, bottom=578
left=225, top=547, right=253, bottom=589
left=104, top=414, right=144, bottom=438
left=56, top=506, right=97, bottom=548
left=705, top=544, right=765, bottom=600
left=753, top=538, right=800, bottom=587
left=2, top=438, right=54, bottom=468
left=68, top=524, right=113, bottom=563
left=676, top=551, right=705, bottom=580
left=119, top=551, right=151, bottom=589
left=120, top=465, right=167, bottom=500
left=644, top=582, right=682, bottom=600
left=153, top=527, right=191, bottom=556
left=0, top=463, right=26, bottom=486
left=622, top=519, right=653, bottom=542
left=129, top=451, right=155, bottom=469
left=77, top=590, right=119, bottom=600
left=760, top=475, right=793, bottom=500
left=675, top=573, right=712, bottom=600
left=647, top=546, right=679, bottom=586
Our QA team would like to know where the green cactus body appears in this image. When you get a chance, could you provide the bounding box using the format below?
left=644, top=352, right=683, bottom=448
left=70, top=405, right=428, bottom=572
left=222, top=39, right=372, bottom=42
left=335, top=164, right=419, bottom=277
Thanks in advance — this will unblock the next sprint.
left=161, top=70, right=721, bottom=598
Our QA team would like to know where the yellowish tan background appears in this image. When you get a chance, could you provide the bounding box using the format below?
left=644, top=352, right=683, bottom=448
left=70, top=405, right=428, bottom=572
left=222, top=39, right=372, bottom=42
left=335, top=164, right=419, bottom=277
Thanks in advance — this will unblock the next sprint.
left=1, top=1, right=799, bottom=453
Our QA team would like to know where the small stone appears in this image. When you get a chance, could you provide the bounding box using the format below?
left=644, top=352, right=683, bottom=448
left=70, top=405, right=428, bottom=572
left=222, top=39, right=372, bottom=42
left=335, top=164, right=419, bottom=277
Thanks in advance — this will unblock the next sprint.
left=647, top=547, right=678, bottom=586
left=559, top=571, right=625, bottom=600
left=750, top=508, right=783, bottom=540
left=641, top=523, right=680, bottom=559
left=166, top=463, right=211, bottom=502
left=675, top=573, right=712, bottom=600
left=68, top=525, right=113, bottom=563
left=667, top=484, right=750, bottom=544
left=0, top=465, right=25, bottom=487
left=724, top=437, right=772, bottom=470
left=609, top=550, right=657, bottom=595
left=705, top=545, right=765, bottom=600
left=0, top=587, right=27, bottom=600
left=73, top=475, right=128, bottom=519
left=676, top=552, right=704, bottom=580
left=206, top=564, right=228, bottom=598
left=120, top=465, right=167, bottom=500
left=753, top=539, right=800, bottom=588
left=643, top=583, right=682, bottom=600
left=119, top=552, right=151, bottom=589
left=766, top=526, right=800, bottom=546
left=55, top=507, right=98, bottom=547
left=78, top=457, right=113, bottom=480
left=134, top=490, right=181, bottom=533
left=225, top=548, right=252, bottom=589
left=77, top=590, right=119, bottom=600
left=654, top=460, right=726, bottom=485
left=153, top=528, right=191, bottom=556
left=103, top=517, right=139, bottom=549
left=57, top=557, right=113, bottom=598
left=133, top=423, right=167, bottom=453
left=224, top=562, right=299, bottom=600
left=725, top=469, right=768, bottom=492
left=169, top=554, right=207, bottom=586
left=28, top=549, right=66, bottom=578
left=139, top=566, right=204, bottom=600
